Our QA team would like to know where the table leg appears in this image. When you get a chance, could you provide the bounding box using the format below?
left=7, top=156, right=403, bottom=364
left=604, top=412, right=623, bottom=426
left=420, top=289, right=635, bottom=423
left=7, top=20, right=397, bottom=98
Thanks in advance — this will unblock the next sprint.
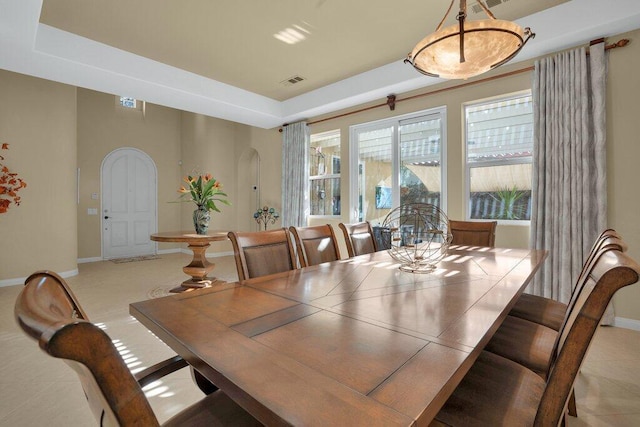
left=170, top=242, right=217, bottom=293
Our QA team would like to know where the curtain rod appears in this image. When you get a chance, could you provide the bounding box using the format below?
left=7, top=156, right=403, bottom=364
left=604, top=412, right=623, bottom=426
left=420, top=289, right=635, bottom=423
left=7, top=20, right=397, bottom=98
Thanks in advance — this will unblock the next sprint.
left=279, top=38, right=629, bottom=132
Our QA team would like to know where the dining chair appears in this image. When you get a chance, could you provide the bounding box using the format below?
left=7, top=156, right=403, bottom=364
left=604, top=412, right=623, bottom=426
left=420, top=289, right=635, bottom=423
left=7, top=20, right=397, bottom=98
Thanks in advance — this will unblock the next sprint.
left=485, top=233, right=624, bottom=371
left=448, top=220, right=497, bottom=247
left=338, top=221, right=378, bottom=257
left=228, top=228, right=297, bottom=281
left=509, top=229, right=621, bottom=331
left=431, top=244, right=640, bottom=426
left=15, top=271, right=261, bottom=426
left=289, top=224, right=341, bottom=267
left=483, top=232, right=625, bottom=416
left=24, top=271, right=222, bottom=396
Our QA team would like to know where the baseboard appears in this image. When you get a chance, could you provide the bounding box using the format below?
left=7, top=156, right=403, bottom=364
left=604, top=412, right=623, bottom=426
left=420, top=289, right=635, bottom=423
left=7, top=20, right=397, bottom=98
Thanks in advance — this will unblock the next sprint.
left=0, top=268, right=79, bottom=288
left=613, top=316, right=640, bottom=331
left=78, top=257, right=103, bottom=264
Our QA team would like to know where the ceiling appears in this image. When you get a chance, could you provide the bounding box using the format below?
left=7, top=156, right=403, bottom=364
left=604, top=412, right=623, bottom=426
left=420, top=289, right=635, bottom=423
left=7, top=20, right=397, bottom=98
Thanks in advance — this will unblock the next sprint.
left=2, top=0, right=640, bottom=129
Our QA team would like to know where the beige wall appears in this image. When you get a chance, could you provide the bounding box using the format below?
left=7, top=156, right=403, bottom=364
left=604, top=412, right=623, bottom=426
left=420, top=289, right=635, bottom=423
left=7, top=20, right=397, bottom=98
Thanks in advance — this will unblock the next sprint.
left=169, top=114, right=282, bottom=253
left=76, top=89, right=182, bottom=259
left=244, top=126, right=284, bottom=230
left=606, top=29, right=640, bottom=321
left=0, top=70, right=78, bottom=279
left=177, top=113, right=239, bottom=253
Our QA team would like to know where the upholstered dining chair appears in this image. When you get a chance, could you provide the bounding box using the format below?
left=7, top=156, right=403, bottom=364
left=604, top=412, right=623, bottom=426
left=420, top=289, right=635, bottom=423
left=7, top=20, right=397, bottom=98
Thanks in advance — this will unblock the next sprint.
left=448, top=220, right=497, bottom=247
left=289, top=224, right=341, bottom=267
left=15, top=271, right=261, bottom=426
left=228, top=228, right=297, bottom=281
left=509, top=229, right=621, bottom=331
left=431, top=244, right=640, bottom=427
left=483, top=231, right=625, bottom=417
left=338, top=221, right=378, bottom=258
left=485, top=233, right=625, bottom=372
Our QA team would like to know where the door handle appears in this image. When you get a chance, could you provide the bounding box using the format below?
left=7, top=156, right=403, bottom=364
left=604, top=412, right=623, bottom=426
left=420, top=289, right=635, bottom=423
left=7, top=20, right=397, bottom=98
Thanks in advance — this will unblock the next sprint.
left=104, top=216, right=110, bottom=219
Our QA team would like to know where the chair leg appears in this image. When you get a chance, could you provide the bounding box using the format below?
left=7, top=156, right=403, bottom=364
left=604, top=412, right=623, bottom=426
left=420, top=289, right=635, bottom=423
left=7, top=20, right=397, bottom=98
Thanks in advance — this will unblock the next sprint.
left=568, top=388, right=578, bottom=417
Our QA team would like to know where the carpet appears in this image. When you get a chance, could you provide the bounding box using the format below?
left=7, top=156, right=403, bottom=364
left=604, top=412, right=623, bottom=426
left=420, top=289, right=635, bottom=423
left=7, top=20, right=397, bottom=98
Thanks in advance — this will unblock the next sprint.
left=110, top=255, right=161, bottom=264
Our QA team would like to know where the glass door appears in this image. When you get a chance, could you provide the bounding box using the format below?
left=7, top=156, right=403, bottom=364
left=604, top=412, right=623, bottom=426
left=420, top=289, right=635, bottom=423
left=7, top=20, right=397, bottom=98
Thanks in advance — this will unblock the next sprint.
left=349, top=107, right=446, bottom=224
left=351, top=124, right=394, bottom=223
left=399, top=114, right=444, bottom=208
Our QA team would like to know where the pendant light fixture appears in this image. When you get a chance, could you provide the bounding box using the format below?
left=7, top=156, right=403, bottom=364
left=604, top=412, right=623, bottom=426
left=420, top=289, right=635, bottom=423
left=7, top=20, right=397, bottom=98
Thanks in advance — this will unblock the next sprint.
left=405, top=0, right=534, bottom=80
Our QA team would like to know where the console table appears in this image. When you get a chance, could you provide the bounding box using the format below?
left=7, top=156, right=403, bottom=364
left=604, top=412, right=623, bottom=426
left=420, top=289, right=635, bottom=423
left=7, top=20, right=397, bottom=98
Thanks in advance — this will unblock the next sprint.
left=150, top=230, right=228, bottom=293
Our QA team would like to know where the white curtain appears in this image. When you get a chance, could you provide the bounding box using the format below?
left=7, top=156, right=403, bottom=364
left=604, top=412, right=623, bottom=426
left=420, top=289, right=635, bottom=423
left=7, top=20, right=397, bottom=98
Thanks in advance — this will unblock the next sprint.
left=281, top=121, right=309, bottom=227
left=530, top=42, right=612, bottom=323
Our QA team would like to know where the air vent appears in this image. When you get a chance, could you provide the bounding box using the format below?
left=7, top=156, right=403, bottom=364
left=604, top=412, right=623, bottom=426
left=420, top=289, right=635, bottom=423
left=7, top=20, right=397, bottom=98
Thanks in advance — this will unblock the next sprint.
left=280, top=75, right=306, bottom=86
left=471, top=0, right=509, bottom=14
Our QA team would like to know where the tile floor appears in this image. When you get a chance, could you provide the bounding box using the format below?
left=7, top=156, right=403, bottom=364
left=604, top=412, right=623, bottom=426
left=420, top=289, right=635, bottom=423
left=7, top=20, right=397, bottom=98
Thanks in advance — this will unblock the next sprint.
left=1, top=252, right=639, bottom=426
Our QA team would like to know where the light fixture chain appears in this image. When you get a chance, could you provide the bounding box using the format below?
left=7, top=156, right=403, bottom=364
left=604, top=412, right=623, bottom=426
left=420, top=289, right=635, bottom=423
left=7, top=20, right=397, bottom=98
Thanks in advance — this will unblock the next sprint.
left=475, top=0, right=496, bottom=20
left=435, top=0, right=456, bottom=32
left=458, top=0, right=467, bottom=63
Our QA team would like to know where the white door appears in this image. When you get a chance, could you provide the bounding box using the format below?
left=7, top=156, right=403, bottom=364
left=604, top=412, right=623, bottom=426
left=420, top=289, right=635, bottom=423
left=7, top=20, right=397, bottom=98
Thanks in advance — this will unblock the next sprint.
left=101, top=148, right=157, bottom=259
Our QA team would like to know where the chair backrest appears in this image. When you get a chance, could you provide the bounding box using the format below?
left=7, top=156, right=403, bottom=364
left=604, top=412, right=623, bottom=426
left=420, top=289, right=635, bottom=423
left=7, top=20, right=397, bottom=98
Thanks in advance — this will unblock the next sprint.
left=24, top=270, right=89, bottom=320
left=15, top=272, right=159, bottom=426
left=449, top=220, right=497, bottom=247
left=338, top=221, right=378, bottom=258
left=560, top=230, right=625, bottom=332
left=534, top=245, right=640, bottom=426
left=289, top=224, right=341, bottom=267
left=228, top=228, right=297, bottom=281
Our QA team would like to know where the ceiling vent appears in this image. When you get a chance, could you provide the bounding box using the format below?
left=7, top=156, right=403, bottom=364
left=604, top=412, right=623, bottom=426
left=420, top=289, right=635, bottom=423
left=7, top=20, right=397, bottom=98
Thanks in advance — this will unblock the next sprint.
left=471, top=0, right=509, bottom=14
left=280, top=75, right=306, bottom=86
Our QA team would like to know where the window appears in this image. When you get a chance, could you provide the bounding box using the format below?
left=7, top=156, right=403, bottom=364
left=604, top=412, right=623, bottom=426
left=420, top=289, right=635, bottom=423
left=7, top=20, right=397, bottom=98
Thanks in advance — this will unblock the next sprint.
left=464, top=92, right=533, bottom=221
left=309, top=130, right=341, bottom=217
left=350, top=107, right=446, bottom=224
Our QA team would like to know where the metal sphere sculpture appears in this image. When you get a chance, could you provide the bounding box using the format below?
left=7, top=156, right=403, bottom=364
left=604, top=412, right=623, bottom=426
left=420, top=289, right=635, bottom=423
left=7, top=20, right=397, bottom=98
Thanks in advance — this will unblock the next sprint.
left=381, top=203, right=452, bottom=273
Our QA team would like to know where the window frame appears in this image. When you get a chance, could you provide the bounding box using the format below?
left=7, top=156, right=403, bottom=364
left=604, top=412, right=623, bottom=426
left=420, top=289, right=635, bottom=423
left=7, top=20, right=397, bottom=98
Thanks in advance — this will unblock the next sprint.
left=308, top=129, right=341, bottom=219
left=463, top=90, right=533, bottom=224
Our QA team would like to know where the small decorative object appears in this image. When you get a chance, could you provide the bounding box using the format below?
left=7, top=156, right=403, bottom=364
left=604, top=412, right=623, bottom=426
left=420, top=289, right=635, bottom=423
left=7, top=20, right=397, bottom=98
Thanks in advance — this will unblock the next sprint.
left=254, top=206, right=280, bottom=230
left=381, top=203, right=452, bottom=273
left=192, top=204, right=211, bottom=235
left=175, top=173, right=230, bottom=235
left=0, top=143, right=27, bottom=214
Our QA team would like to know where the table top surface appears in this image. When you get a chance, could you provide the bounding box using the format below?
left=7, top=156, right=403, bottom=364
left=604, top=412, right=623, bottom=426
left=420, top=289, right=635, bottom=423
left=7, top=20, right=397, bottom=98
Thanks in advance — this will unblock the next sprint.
left=150, top=230, right=228, bottom=243
left=131, top=246, right=546, bottom=426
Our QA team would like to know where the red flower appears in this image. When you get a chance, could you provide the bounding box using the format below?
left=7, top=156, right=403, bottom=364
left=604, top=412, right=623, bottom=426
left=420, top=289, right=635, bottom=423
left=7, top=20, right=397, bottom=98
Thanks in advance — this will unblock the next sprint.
left=0, top=143, right=26, bottom=213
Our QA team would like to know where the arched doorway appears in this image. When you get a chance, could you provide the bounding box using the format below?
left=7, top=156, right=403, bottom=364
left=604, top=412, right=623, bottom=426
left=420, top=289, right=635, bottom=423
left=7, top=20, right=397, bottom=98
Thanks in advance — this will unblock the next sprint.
left=101, top=148, right=157, bottom=259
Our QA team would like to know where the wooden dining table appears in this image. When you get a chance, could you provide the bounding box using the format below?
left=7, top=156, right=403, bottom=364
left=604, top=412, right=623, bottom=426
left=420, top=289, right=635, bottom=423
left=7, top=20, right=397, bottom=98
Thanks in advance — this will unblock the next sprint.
left=131, top=245, right=546, bottom=426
